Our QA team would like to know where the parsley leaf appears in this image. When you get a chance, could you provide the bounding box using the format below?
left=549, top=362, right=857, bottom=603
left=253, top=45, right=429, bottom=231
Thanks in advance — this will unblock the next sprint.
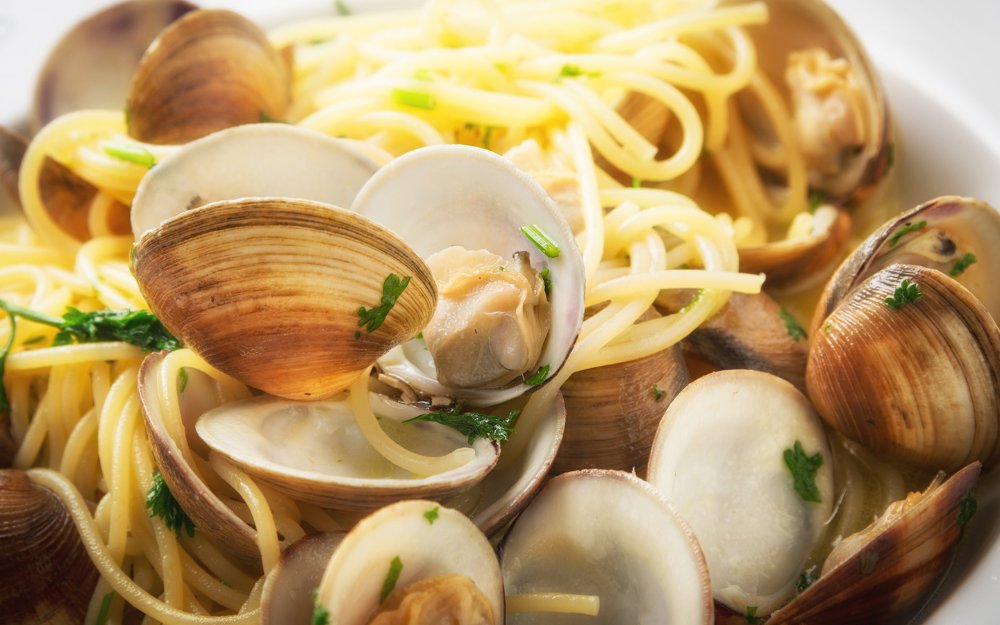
left=887, top=220, right=927, bottom=247
left=311, top=589, right=330, bottom=625
left=380, top=556, right=404, bottom=603
left=950, top=252, right=977, bottom=277
left=796, top=567, right=817, bottom=594
left=524, top=363, right=550, bottom=386
left=539, top=267, right=552, bottom=296
left=423, top=506, right=440, bottom=524
left=745, top=605, right=763, bottom=624
left=357, top=274, right=411, bottom=334
left=652, top=385, right=665, bottom=401
left=53, top=307, right=180, bottom=351
left=783, top=440, right=823, bottom=503
left=146, top=471, right=195, bottom=537
left=884, top=279, right=922, bottom=310
left=404, top=406, right=518, bottom=445
left=779, top=308, right=807, bottom=341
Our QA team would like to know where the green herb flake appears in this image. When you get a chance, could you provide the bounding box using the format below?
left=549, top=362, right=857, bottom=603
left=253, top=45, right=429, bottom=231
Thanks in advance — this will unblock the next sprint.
left=539, top=267, right=552, bottom=296
left=104, top=141, right=156, bottom=169
left=807, top=190, right=826, bottom=213
left=796, top=567, right=817, bottom=594
left=678, top=289, right=704, bottom=314
left=311, top=589, right=330, bottom=625
left=520, top=224, right=561, bottom=258
left=380, top=556, right=404, bottom=603
left=357, top=274, right=411, bottom=334
left=391, top=88, right=437, bottom=110
left=404, top=406, right=518, bottom=445
left=887, top=220, right=927, bottom=247
left=334, top=0, right=350, bottom=16
left=783, top=440, right=823, bottom=503
left=779, top=308, right=807, bottom=341
left=558, top=64, right=599, bottom=79
left=864, top=418, right=876, bottom=426
left=950, top=252, right=977, bottom=277
left=146, top=471, right=195, bottom=537
left=745, top=605, right=763, bottom=624
left=482, top=125, right=496, bottom=150
left=258, top=110, right=287, bottom=124
left=525, top=364, right=550, bottom=386
left=823, top=321, right=832, bottom=335
left=631, top=177, right=643, bottom=188
left=958, top=492, right=977, bottom=539
left=54, top=307, right=180, bottom=351
left=652, top=385, right=665, bottom=401
left=0, top=303, right=19, bottom=412
left=95, top=592, right=114, bottom=625
left=177, top=367, right=189, bottom=394
left=423, top=506, right=440, bottom=524
left=884, top=278, right=923, bottom=310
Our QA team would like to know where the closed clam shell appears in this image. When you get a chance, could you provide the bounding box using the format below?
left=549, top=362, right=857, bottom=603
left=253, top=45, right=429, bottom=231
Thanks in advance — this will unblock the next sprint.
left=768, top=462, right=982, bottom=625
left=0, top=469, right=99, bottom=624
left=807, top=263, right=1000, bottom=471
left=132, top=198, right=436, bottom=400
left=125, top=9, right=290, bottom=144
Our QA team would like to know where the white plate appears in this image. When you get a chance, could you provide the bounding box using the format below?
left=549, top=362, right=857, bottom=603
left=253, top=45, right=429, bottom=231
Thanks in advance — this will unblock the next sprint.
left=1, top=0, right=998, bottom=622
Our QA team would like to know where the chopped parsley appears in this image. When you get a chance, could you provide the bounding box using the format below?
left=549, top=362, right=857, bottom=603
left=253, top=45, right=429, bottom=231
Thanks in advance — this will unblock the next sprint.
left=391, top=88, right=436, bottom=110
left=745, top=605, right=763, bottom=624
left=958, top=492, right=977, bottom=539
left=949, top=252, right=977, bottom=277
left=783, top=440, right=823, bottom=503
left=95, top=592, right=114, bottom=625
left=520, top=224, right=561, bottom=258
left=807, top=190, right=826, bottom=212
left=357, top=274, right=411, bottom=334
left=887, top=220, right=927, bottom=247
left=558, top=64, right=599, bottom=79
left=796, top=567, right=817, bottom=594
left=380, top=556, right=404, bottom=603
left=678, top=289, right=704, bottom=314
left=334, top=0, right=350, bottom=15
left=524, top=363, right=550, bottom=386
left=884, top=278, right=922, bottom=310
left=652, top=385, right=665, bottom=401
left=146, top=471, right=195, bottom=537
left=631, top=177, right=643, bottom=188
left=779, top=308, right=807, bottom=341
left=423, top=506, right=440, bottom=524
left=539, top=267, right=552, bottom=296
left=311, top=589, right=330, bottom=625
left=103, top=141, right=156, bottom=169
left=403, top=405, right=518, bottom=444
left=482, top=125, right=496, bottom=150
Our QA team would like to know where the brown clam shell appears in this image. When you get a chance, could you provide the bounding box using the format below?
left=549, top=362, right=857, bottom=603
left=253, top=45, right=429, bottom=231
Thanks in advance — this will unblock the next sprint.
left=125, top=9, right=290, bottom=144
left=0, top=469, right=99, bottom=624
left=261, top=532, right=345, bottom=625
left=768, top=462, right=982, bottom=625
left=132, top=198, right=436, bottom=400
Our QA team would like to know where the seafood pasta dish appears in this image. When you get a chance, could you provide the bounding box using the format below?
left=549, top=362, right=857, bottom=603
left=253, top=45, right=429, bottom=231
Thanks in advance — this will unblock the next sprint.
left=0, top=0, right=995, bottom=624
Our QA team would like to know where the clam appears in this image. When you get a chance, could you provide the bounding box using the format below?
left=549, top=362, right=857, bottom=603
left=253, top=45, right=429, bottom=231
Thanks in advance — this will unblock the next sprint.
left=646, top=369, right=834, bottom=616
left=768, top=462, right=982, bottom=625
left=353, top=145, right=586, bottom=407
left=195, top=393, right=499, bottom=510
left=125, top=9, right=291, bottom=144
left=0, top=469, right=99, bottom=624
left=261, top=532, right=345, bottom=625
left=500, top=469, right=712, bottom=624
left=132, top=198, right=436, bottom=400
left=806, top=262, right=1000, bottom=471
left=31, top=0, right=197, bottom=131
left=130, top=123, right=381, bottom=238
left=741, top=0, right=891, bottom=205
left=315, top=500, right=504, bottom=625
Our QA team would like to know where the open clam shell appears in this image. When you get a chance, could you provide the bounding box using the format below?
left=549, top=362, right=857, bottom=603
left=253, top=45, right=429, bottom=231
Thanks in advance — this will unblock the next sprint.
left=130, top=123, right=380, bottom=238
left=353, top=145, right=585, bottom=407
left=807, top=263, right=1000, bottom=471
left=31, top=0, right=196, bottom=131
left=500, top=469, right=712, bottom=625
left=768, top=462, right=982, bottom=625
left=132, top=198, right=436, bottom=400
left=316, top=500, right=504, bottom=625
left=195, top=394, right=500, bottom=511
left=125, top=9, right=291, bottom=144
left=261, top=532, right=345, bottom=625
left=647, top=369, right=834, bottom=616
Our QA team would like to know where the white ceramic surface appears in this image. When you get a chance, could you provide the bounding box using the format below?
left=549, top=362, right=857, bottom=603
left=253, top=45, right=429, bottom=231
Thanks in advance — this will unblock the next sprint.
left=0, top=1, right=997, bottom=622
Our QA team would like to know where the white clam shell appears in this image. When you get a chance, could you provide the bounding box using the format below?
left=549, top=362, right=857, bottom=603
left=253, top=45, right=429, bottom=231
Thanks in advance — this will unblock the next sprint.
left=353, top=144, right=585, bottom=406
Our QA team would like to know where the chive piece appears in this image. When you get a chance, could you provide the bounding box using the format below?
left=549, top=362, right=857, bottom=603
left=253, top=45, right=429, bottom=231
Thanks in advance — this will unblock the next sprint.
left=779, top=308, right=807, bottom=341
left=357, top=274, right=411, bottom=334
left=884, top=279, right=922, bottom=310
left=520, top=224, right=560, bottom=258
left=950, top=252, right=977, bottom=277
left=524, top=364, right=550, bottom=386
left=95, top=593, right=114, bottom=625
left=783, top=441, right=823, bottom=503
left=887, top=220, right=927, bottom=247
left=423, top=506, right=440, bottom=524
left=104, top=141, right=156, bottom=169
left=380, top=556, right=404, bottom=603
left=539, top=267, right=552, bottom=296
left=391, top=88, right=436, bottom=110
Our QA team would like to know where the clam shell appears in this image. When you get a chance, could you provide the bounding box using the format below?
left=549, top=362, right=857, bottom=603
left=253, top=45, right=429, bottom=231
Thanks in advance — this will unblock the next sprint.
left=132, top=198, right=437, bottom=400
left=195, top=394, right=500, bottom=511
left=130, top=123, right=380, bottom=238
left=768, top=462, right=982, bottom=625
left=316, top=500, right=504, bottom=625
left=125, top=9, right=290, bottom=144
left=807, top=263, right=1000, bottom=471
left=500, top=469, right=712, bottom=625
left=261, top=532, right=345, bottom=625
left=31, top=0, right=196, bottom=131
left=0, top=469, right=99, bottom=624
left=353, top=145, right=585, bottom=407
